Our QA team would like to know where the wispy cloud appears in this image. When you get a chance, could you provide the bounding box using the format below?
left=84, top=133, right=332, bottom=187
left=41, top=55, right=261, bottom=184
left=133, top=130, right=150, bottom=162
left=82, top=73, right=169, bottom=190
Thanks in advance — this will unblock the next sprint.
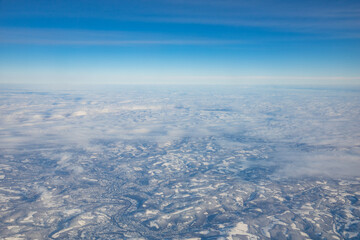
left=140, top=17, right=360, bottom=37
left=1, top=70, right=359, bottom=85
left=0, top=28, right=245, bottom=46
left=1, top=0, right=359, bottom=38
left=0, top=39, right=245, bottom=46
left=121, top=1, right=360, bottom=36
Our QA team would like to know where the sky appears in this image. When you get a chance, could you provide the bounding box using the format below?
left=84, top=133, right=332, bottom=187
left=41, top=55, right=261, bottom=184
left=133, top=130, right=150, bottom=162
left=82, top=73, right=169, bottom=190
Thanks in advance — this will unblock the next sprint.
left=0, top=0, right=360, bottom=85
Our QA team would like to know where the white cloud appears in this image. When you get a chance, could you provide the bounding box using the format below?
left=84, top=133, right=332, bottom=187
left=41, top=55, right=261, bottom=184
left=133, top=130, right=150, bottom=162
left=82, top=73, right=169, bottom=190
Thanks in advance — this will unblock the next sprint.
left=71, top=111, right=87, bottom=117
left=0, top=85, right=359, bottom=178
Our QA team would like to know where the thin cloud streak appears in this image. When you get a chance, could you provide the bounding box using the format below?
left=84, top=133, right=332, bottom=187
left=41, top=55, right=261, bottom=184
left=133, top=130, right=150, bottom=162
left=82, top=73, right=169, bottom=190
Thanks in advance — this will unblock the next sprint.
left=141, top=17, right=360, bottom=34
left=0, top=28, right=246, bottom=46
left=1, top=1, right=359, bottom=37
left=0, top=39, right=246, bottom=46
left=2, top=71, right=359, bottom=85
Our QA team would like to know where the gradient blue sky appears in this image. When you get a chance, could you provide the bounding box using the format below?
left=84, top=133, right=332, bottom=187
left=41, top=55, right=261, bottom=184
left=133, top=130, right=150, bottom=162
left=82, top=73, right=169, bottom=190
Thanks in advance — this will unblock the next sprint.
left=1, top=0, right=360, bottom=85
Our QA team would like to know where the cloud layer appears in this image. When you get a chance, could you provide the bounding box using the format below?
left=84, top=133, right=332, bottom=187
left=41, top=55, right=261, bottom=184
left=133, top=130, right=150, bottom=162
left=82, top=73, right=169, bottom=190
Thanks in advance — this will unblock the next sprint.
left=0, top=85, right=359, bottom=177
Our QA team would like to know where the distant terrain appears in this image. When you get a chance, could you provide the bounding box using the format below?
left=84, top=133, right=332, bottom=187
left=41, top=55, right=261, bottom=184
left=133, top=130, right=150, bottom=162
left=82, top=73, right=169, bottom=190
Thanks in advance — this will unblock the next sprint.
left=0, top=85, right=359, bottom=239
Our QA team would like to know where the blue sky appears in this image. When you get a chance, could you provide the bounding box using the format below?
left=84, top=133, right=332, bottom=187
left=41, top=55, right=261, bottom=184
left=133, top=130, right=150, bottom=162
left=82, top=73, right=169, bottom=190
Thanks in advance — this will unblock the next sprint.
left=1, top=0, right=360, bottom=85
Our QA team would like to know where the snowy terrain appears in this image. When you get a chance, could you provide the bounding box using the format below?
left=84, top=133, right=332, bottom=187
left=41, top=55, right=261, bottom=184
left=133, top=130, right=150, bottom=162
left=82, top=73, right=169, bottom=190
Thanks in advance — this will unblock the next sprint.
left=0, top=85, right=359, bottom=239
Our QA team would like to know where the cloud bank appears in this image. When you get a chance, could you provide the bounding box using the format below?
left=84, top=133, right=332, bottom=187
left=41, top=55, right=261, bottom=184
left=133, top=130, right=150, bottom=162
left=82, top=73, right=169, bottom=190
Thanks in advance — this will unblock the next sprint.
left=0, top=85, right=359, bottom=178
